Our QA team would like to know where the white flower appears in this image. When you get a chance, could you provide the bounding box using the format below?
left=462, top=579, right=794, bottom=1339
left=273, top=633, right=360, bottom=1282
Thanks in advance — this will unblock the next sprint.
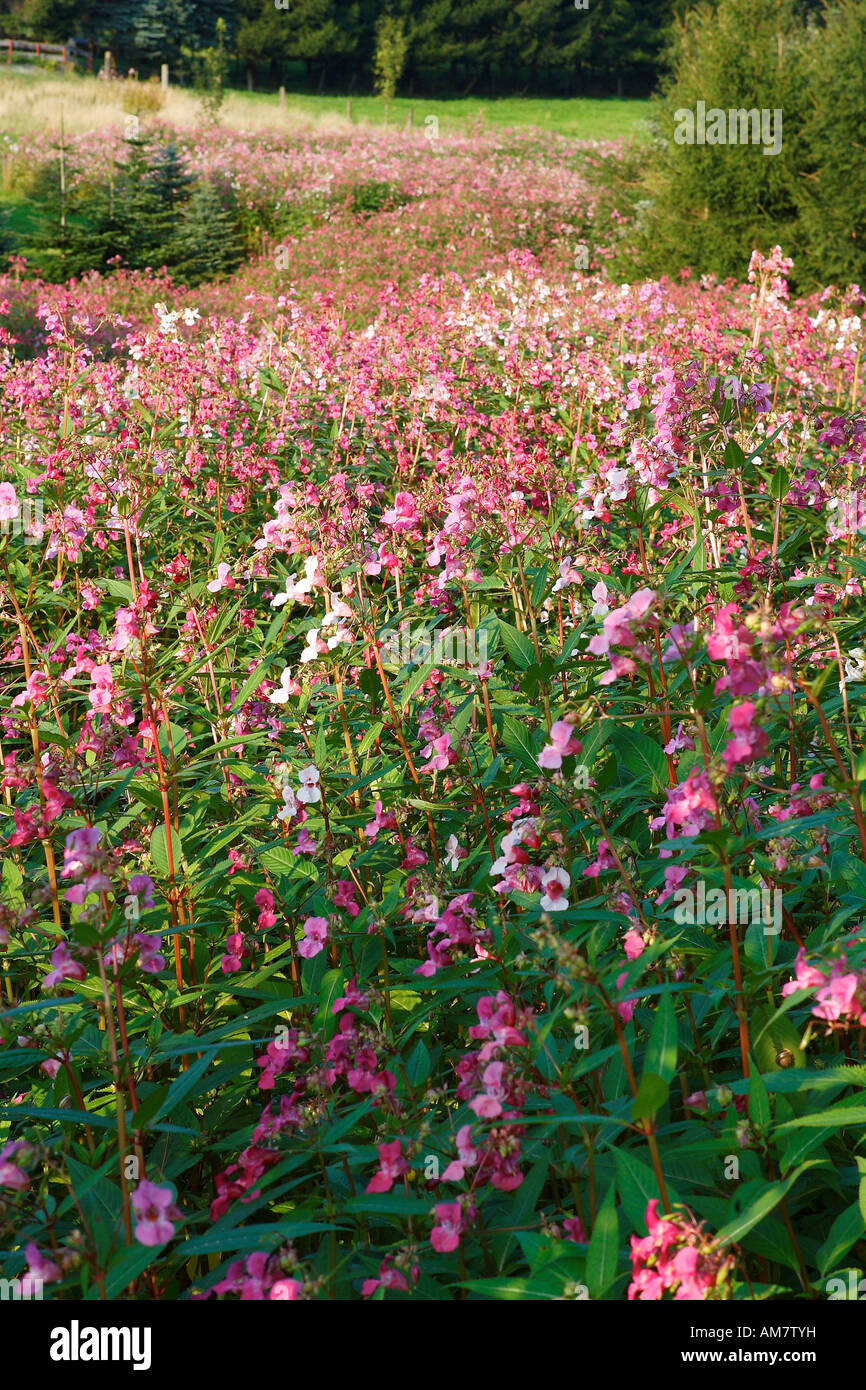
left=591, top=580, right=610, bottom=617
left=300, top=629, right=323, bottom=664
left=606, top=467, right=629, bottom=502
left=445, top=835, right=465, bottom=872
left=277, top=786, right=299, bottom=822
left=844, top=648, right=866, bottom=683
left=297, top=765, right=321, bottom=805
left=540, top=867, right=570, bottom=913
left=270, top=556, right=325, bottom=609
left=269, top=668, right=297, bottom=705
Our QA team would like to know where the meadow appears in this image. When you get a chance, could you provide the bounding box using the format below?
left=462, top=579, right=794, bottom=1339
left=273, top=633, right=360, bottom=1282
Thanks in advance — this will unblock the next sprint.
left=0, top=67, right=651, bottom=138
left=1, top=92, right=866, bottom=1305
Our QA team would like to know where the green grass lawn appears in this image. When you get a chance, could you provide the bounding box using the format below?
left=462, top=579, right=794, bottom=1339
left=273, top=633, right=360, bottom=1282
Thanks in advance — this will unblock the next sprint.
left=239, top=90, right=652, bottom=140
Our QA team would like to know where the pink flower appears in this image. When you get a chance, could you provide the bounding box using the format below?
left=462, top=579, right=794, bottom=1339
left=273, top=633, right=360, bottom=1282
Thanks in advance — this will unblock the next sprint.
left=332, top=878, right=360, bottom=917
left=332, top=975, right=371, bottom=1015
left=297, top=915, right=329, bottom=959
left=109, top=607, right=139, bottom=652
left=255, top=887, right=277, bottom=930
left=207, top=562, right=236, bottom=593
left=624, top=929, right=645, bottom=961
left=616, top=971, right=636, bottom=1022
left=0, top=1140, right=31, bottom=1190
left=42, top=781, right=73, bottom=824
left=723, top=702, right=769, bottom=771
left=442, top=1124, right=478, bottom=1181
left=628, top=1200, right=732, bottom=1301
left=781, top=948, right=829, bottom=997
left=420, top=731, right=457, bottom=774
left=469, top=1060, right=507, bottom=1118
left=270, top=1279, right=303, bottom=1300
left=361, top=1257, right=415, bottom=1298
left=135, top=933, right=165, bottom=974
left=538, top=720, right=583, bottom=770
left=42, top=942, right=87, bottom=989
left=366, top=1139, right=410, bottom=1193
left=381, top=491, right=420, bottom=530
left=88, top=664, right=116, bottom=711
left=582, top=839, right=616, bottom=879
left=813, top=965, right=863, bottom=1023
left=431, top=1202, right=468, bottom=1253
left=131, top=1180, right=181, bottom=1246
left=563, top=1216, right=587, bottom=1243
left=62, top=825, right=103, bottom=877
left=25, top=1241, right=61, bottom=1284
left=221, top=932, right=248, bottom=974
left=11, top=670, right=50, bottom=709
left=0, top=481, right=19, bottom=522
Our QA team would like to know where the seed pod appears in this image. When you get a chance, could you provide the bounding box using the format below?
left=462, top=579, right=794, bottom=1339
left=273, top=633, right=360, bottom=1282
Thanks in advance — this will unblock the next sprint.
left=775, top=1048, right=795, bottom=1068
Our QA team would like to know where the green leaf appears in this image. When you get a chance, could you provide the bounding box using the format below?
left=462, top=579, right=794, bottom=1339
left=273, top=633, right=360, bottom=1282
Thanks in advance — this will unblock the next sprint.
left=769, top=466, right=789, bottom=501
left=748, top=1069, right=772, bottom=1131
left=724, top=440, right=746, bottom=470
left=715, top=1165, right=811, bottom=1246
left=154, top=1052, right=212, bottom=1122
left=817, top=1201, right=865, bottom=1276
left=614, top=1148, right=679, bottom=1231
left=775, top=1105, right=866, bottom=1133
left=632, top=1072, right=669, bottom=1123
left=457, top=1277, right=551, bottom=1300
left=316, top=969, right=346, bottom=1038
left=610, top=726, right=666, bottom=793
left=346, top=1192, right=431, bottom=1216
left=586, top=1182, right=619, bottom=1297
left=497, top=619, right=535, bottom=671
left=406, top=1037, right=431, bottom=1086
left=260, top=845, right=296, bottom=877
left=500, top=716, right=541, bottom=771
left=66, top=1156, right=122, bottom=1260
left=644, top=993, right=678, bottom=1084
left=150, top=824, right=184, bottom=880
left=751, top=1004, right=805, bottom=1073
left=105, top=1244, right=160, bottom=1299
left=182, top=1221, right=333, bottom=1256
left=230, top=656, right=276, bottom=711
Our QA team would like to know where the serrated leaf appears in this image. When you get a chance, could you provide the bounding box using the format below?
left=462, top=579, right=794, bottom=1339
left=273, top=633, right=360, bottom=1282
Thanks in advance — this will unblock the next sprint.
left=497, top=619, right=535, bottom=671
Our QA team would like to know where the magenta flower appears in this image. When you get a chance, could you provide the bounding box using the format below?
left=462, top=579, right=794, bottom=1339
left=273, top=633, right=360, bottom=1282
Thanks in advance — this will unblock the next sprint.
left=366, top=1139, right=410, bottom=1193
left=25, top=1242, right=61, bottom=1284
left=131, top=1181, right=181, bottom=1246
left=297, top=915, right=329, bottom=959
left=431, top=1201, right=470, bottom=1253
left=42, top=942, right=87, bottom=990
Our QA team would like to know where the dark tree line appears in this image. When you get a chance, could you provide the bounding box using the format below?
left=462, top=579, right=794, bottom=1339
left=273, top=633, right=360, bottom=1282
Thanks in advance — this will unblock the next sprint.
left=0, top=0, right=679, bottom=96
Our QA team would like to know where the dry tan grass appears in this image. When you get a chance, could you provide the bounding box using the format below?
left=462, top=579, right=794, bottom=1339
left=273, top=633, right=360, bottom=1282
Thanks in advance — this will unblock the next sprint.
left=0, top=70, right=352, bottom=138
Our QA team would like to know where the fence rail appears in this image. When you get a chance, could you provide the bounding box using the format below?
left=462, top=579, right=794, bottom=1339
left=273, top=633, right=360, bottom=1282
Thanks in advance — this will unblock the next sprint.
left=3, top=38, right=94, bottom=68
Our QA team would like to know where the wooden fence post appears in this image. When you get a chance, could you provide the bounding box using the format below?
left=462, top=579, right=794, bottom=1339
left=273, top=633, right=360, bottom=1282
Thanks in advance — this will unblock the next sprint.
left=161, top=63, right=169, bottom=90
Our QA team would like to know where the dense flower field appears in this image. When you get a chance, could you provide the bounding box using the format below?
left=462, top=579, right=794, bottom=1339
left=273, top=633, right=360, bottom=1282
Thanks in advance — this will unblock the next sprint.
left=2, top=124, right=866, bottom=1302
